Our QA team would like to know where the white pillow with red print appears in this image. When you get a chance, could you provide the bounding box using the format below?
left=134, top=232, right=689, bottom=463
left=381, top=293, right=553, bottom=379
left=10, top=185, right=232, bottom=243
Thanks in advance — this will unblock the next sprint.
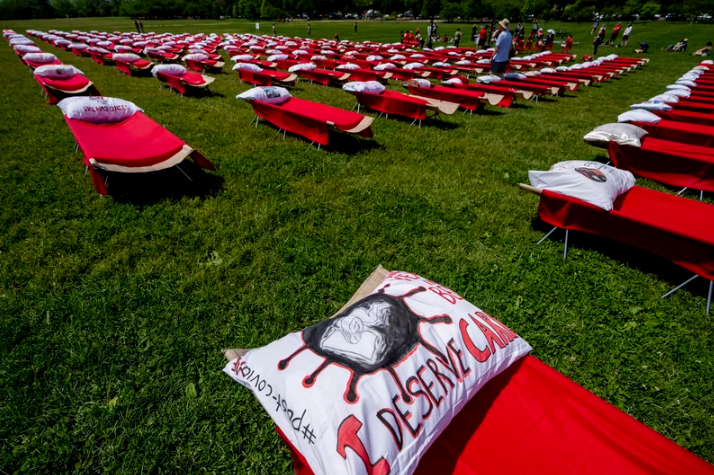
left=224, top=270, right=531, bottom=475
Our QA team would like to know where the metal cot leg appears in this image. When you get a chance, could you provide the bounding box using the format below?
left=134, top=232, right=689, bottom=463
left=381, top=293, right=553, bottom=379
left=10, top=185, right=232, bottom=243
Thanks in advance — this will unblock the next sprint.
left=537, top=226, right=559, bottom=245
left=662, top=275, right=699, bottom=299
left=563, top=229, right=569, bottom=260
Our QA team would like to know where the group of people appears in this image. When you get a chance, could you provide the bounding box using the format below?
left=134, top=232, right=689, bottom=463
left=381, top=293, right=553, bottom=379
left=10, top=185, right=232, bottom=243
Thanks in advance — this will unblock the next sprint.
left=592, top=21, right=634, bottom=55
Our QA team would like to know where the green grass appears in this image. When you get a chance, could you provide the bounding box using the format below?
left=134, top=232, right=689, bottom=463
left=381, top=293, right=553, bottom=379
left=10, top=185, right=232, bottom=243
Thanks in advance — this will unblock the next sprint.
left=1, top=17, right=713, bottom=474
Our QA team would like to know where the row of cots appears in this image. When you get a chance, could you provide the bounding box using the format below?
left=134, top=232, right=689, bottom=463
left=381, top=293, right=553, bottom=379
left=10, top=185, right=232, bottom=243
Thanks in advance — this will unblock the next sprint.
left=7, top=28, right=714, bottom=314
left=15, top=28, right=649, bottom=131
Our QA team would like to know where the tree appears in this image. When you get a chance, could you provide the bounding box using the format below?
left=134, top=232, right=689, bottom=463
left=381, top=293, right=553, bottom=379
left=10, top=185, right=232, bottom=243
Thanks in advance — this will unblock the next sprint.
left=440, top=0, right=462, bottom=21
left=639, top=0, right=660, bottom=17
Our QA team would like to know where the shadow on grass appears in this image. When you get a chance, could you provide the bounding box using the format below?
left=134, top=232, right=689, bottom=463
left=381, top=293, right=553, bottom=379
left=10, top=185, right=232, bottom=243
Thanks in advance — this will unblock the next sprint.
left=365, top=111, right=460, bottom=130
left=105, top=161, right=224, bottom=205
left=255, top=120, right=383, bottom=154
left=530, top=217, right=711, bottom=302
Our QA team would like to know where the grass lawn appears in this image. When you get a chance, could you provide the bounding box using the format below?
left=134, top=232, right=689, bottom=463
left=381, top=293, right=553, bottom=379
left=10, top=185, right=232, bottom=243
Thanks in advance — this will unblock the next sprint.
left=1, top=17, right=713, bottom=474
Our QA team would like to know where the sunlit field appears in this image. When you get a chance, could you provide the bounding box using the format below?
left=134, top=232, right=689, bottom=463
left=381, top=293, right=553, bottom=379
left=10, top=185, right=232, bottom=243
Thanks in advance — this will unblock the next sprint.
left=1, top=17, right=713, bottom=474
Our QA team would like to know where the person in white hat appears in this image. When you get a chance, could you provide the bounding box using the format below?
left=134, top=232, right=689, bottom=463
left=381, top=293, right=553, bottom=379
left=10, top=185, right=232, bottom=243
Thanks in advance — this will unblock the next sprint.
left=491, top=19, right=512, bottom=78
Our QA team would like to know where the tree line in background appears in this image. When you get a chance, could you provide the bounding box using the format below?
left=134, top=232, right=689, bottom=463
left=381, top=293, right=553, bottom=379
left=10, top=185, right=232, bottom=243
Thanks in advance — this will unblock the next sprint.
left=1, top=0, right=713, bottom=26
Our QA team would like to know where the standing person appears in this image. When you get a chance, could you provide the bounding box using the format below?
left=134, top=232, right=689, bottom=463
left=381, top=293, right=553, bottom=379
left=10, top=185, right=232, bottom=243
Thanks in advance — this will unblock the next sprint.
left=334, top=32, right=340, bottom=42
left=453, top=28, right=462, bottom=47
left=516, top=23, right=523, bottom=38
left=433, top=22, right=438, bottom=38
left=138, top=20, right=144, bottom=33
left=563, top=33, right=573, bottom=52
left=609, top=22, right=622, bottom=45
left=472, top=23, right=477, bottom=43
left=416, top=31, right=424, bottom=48
left=354, top=21, right=358, bottom=33
left=530, top=19, right=538, bottom=38
left=478, top=25, right=487, bottom=48
left=591, top=19, right=599, bottom=35
left=593, top=25, right=605, bottom=56
left=491, top=19, right=512, bottom=78
left=307, top=23, right=311, bottom=36
left=622, top=22, right=633, bottom=47
left=272, top=23, right=276, bottom=36
left=134, top=19, right=141, bottom=33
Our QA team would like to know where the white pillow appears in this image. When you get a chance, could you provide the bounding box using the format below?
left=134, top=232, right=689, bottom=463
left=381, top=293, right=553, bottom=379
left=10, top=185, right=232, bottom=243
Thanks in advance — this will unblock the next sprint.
left=58, top=96, right=143, bottom=124
left=666, top=88, right=690, bottom=98
left=23, top=53, right=57, bottom=64
left=476, top=59, right=490, bottom=64
left=526, top=71, right=542, bottom=76
left=630, top=101, right=672, bottom=112
left=114, top=45, right=134, bottom=52
left=390, top=54, right=406, bottom=60
left=617, top=109, right=661, bottom=124
left=336, top=63, right=360, bottom=70
left=366, top=55, right=383, bottom=61
left=583, top=123, right=648, bottom=148
left=374, top=63, right=396, bottom=71
left=456, top=60, right=471, bottom=65
left=650, top=93, right=679, bottom=103
left=504, top=72, right=527, bottom=80
left=183, top=53, right=208, bottom=61
left=443, top=77, right=466, bottom=86
left=34, top=64, right=83, bottom=79
left=112, top=53, right=141, bottom=63
left=152, top=63, right=187, bottom=77
left=666, top=84, right=690, bottom=91
left=676, top=80, right=697, bottom=87
left=529, top=161, right=635, bottom=210
left=224, top=270, right=531, bottom=475
left=288, top=63, right=316, bottom=72
left=405, top=78, right=432, bottom=88
left=311, top=55, right=327, bottom=61
left=556, top=66, right=569, bottom=71
left=403, top=62, right=424, bottom=70
left=268, top=54, right=288, bottom=61
left=541, top=67, right=556, bottom=73
left=88, top=47, right=110, bottom=54
left=236, top=86, right=292, bottom=105
left=233, top=62, right=263, bottom=72
left=342, top=81, right=386, bottom=94
left=10, top=38, right=34, bottom=45
left=231, top=54, right=254, bottom=62
left=702, top=59, right=714, bottom=65
left=432, top=61, right=450, bottom=68
left=477, top=75, right=501, bottom=84
left=15, top=45, right=42, bottom=54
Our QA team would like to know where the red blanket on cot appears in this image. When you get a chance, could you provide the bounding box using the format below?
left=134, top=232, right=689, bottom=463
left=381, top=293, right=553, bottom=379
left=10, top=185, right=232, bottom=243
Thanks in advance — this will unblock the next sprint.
left=609, top=138, right=714, bottom=192
left=65, top=112, right=214, bottom=194
left=35, top=74, right=95, bottom=104
left=239, top=69, right=295, bottom=86
left=633, top=119, right=714, bottom=147
left=355, top=90, right=430, bottom=120
left=282, top=355, right=714, bottom=475
left=250, top=97, right=373, bottom=146
left=539, top=186, right=714, bottom=280
left=407, top=85, right=484, bottom=111
left=297, top=68, right=350, bottom=86
left=655, top=109, right=714, bottom=126
left=673, top=100, right=714, bottom=113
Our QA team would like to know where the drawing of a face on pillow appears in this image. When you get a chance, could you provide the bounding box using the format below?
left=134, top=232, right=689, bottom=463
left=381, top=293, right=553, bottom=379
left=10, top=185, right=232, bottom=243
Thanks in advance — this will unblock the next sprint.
left=311, top=294, right=417, bottom=370
left=575, top=167, right=607, bottom=182
left=279, top=287, right=453, bottom=403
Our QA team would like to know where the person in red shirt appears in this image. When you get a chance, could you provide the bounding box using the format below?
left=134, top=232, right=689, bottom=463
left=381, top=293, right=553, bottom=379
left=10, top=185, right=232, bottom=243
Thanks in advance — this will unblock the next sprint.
left=478, top=26, right=487, bottom=49
left=563, top=34, right=573, bottom=52
left=610, top=22, right=622, bottom=44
